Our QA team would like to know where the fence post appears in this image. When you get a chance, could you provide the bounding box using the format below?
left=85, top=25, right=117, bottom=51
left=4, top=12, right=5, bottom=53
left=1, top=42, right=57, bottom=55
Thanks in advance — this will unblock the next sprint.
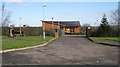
left=86, top=27, right=92, bottom=37
left=22, top=25, right=27, bottom=36
left=9, top=25, right=14, bottom=37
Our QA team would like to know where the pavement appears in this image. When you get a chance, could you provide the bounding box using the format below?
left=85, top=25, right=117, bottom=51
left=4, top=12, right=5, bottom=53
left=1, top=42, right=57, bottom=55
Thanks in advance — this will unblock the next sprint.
left=1, top=35, right=119, bottom=65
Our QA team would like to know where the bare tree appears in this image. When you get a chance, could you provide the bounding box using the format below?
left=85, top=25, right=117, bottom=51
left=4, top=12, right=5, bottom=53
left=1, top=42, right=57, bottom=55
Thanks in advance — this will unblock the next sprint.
left=110, top=9, right=118, bottom=26
left=1, top=3, right=11, bottom=27
left=81, top=23, right=91, bottom=33
left=118, top=2, right=120, bottom=37
left=82, top=23, right=90, bottom=27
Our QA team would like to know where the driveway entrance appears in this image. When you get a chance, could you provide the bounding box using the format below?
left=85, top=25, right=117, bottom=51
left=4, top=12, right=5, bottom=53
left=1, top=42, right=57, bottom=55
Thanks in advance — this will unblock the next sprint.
left=2, top=35, right=118, bottom=65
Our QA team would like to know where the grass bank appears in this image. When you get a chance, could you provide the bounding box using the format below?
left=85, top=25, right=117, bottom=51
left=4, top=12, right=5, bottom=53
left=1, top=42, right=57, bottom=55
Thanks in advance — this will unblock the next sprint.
left=1, top=36, right=54, bottom=50
left=1, top=41, right=44, bottom=50
left=17, top=36, right=54, bottom=41
left=0, top=36, right=8, bottom=39
left=90, top=37, right=119, bottom=42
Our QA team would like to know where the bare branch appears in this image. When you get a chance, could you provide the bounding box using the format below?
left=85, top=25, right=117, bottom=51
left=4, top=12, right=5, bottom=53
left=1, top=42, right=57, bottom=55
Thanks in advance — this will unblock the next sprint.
left=110, top=9, right=118, bottom=26
left=1, top=3, right=11, bottom=27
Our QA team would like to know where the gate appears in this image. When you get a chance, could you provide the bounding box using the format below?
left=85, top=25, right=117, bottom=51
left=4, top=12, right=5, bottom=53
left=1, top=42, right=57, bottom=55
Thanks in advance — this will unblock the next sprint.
left=58, top=28, right=62, bottom=37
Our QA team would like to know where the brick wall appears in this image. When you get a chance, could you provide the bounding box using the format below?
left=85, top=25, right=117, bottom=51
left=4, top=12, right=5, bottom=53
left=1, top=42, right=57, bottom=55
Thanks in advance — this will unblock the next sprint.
left=43, top=22, right=60, bottom=30
left=74, top=26, right=80, bottom=33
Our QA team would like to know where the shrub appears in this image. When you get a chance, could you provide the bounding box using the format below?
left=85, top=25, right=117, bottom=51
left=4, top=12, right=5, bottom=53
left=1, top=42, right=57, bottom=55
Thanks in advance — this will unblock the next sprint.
left=45, top=29, right=54, bottom=37
left=91, top=30, right=99, bottom=37
left=91, top=14, right=114, bottom=37
left=91, top=26, right=119, bottom=37
left=80, top=31, right=86, bottom=35
left=25, top=27, right=43, bottom=36
left=2, top=27, right=9, bottom=36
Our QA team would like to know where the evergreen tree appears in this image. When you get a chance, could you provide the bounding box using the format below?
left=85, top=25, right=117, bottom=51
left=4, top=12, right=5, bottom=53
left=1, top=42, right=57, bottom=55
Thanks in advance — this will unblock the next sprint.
left=98, top=14, right=112, bottom=37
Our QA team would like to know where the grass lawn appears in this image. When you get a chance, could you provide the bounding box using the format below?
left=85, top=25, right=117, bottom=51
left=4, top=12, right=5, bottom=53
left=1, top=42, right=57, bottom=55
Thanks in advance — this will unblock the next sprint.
left=0, top=36, right=8, bottom=39
left=17, top=36, right=54, bottom=41
left=90, top=37, right=120, bottom=42
left=1, top=41, right=44, bottom=50
left=0, top=36, right=54, bottom=50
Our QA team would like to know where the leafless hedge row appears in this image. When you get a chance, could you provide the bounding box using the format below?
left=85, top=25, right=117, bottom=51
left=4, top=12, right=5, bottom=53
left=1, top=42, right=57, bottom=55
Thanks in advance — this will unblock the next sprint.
left=2, top=27, right=55, bottom=36
left=2, top=27, right=43, bottom=36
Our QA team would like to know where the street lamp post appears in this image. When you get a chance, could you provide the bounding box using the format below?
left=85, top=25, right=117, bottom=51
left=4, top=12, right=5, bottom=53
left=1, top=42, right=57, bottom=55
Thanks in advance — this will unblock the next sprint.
left=19, top=18, right=22, bottom=34
left=43, top=4, right=47, bottom=39
left=1, top=3, right=5, bottom=26
left=52, top=17, right=54, bottom=28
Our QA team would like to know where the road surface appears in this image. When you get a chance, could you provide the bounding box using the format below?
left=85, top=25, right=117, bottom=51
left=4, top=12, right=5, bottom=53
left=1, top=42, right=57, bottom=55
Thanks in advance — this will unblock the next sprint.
left=2, top=35, right=118, bottom=65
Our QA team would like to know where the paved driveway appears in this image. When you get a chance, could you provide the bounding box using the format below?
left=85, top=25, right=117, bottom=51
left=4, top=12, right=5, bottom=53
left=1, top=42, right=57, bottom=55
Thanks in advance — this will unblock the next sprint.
left=2, top=35, right=118, bottom=65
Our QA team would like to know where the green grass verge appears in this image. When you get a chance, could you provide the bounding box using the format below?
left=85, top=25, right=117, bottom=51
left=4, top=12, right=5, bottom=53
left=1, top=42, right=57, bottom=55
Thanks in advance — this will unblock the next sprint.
left=0, top=36, right=8, bottom=39
left=90, top=37, right=120, bottom=42
left=17, top=36, right=54, bottom=41
left=15, top=34, right=23, bottom=36
left=0, top=41, right=44, bottom=50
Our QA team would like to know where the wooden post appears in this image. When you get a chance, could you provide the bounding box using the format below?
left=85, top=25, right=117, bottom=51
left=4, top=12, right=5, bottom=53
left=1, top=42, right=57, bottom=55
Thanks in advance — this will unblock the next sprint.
left=86, top=27, right=92, bottom=37
left=22, top=25, right=26, bottom=36
left=55, top=29, right=58, bottom=38
left=10, top=25, right=13, bottom=37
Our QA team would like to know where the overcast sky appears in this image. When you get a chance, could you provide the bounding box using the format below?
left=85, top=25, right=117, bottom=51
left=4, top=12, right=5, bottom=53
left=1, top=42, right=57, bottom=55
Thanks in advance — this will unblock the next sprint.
left=0, top=1, right=118, bottom=27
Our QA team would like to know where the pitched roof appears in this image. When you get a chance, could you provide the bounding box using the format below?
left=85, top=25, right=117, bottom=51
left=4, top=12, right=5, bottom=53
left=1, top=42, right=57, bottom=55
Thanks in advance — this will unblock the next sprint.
left=43, top=21, right=81, bottom=26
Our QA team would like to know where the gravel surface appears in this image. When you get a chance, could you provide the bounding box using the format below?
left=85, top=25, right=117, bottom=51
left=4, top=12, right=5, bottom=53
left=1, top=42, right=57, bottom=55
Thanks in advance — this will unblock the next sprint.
left=2, top=35, right=118, bottom=65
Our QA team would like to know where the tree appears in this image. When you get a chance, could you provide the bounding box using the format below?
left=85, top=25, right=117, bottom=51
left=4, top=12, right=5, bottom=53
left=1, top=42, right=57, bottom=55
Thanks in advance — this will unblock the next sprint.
left=81, top=23, right=91, bottom=34
left=82, top=23, right=90, bottom=27
left=98, top=14, right=112, bottom=37
left=1, top=3, right=11, bottom=27
left=110, top=9, right=118, bottom=26
left=118, top=1, right=120, bottom=26
left=110, top=2, right=120, bottom=26
left=110, top=8, right=120, bottom=37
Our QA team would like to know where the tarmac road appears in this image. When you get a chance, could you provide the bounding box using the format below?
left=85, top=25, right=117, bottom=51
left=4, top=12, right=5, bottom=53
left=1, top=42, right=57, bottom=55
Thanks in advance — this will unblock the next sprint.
left=2, top=35, right=118, bottom=65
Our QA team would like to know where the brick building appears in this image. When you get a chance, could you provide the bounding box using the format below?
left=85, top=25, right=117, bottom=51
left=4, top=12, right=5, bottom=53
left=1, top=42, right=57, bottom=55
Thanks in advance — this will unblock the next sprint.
left=42, top=21, right=81, bottom=38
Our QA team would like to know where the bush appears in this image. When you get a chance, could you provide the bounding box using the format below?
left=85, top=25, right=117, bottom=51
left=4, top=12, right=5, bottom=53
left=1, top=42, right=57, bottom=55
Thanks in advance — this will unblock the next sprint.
left=80, top=31, right=86, bottom=35
left=91, top=30, right=99, bottom=37
left=91, top=26, right=119, bottom=37
left=2, top=27, right=9, bottom=36
left=45, top=29, right=54, bottom=37
left=97, top=25, right=113, bottom=37
left=2, top=27, right=43, bottom=36
left=25, top=27, right=43, bottom=36
left=110, top=28, right=119, bottom=37
left=91, top=14, right=116, bottom=37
